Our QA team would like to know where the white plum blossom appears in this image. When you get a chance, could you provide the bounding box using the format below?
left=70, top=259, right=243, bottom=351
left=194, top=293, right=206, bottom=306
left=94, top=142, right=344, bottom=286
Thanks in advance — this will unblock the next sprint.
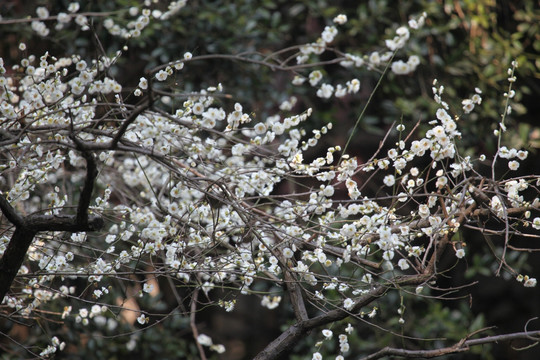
left=383, top=175, right=395, bottom=187
left=143, top=283, right=154, bottom=293
left=317, top=83, right=334, bottom=98
left=343, top=298, right=354, bottom=311
left=137, top=314, right=148, bottom=325
left=391, top=60, right=411, bottom=75
left=155, top=70, right=168, bottom=81
left=322, top=329, right=333, bottom=339
left=333, top=14, right=348, bottom=25
left=398, top=258, right=410, bottom=270
left=197, top=334, right=213, bottom=346
left=508, top=160, right=519, bottom=171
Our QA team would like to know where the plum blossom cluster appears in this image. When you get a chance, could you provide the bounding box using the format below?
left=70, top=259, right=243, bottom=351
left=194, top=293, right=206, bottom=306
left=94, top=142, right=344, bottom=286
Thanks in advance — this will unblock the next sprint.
left=314, top=324, right=354, bottom=359
left=28, top=1, right=187, bottom=38
left=0, top=3, right=539, bottom=360
left=291, top=12, right=426, bottom=101
left=196, top=333, right=226, bottom=354
left=39, top=336, right=66, bottom=357
left=32, top=3, right=84, bottom=36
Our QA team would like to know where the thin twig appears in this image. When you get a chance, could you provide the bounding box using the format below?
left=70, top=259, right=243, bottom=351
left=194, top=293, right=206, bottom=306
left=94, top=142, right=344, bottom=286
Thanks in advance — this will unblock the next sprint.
left=190, top=288, right=207, bottom=360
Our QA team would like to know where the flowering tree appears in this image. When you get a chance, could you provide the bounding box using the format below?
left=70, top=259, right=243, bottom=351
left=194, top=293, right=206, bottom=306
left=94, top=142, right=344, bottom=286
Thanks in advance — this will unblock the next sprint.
left=1, top=1, right=539, bottom=359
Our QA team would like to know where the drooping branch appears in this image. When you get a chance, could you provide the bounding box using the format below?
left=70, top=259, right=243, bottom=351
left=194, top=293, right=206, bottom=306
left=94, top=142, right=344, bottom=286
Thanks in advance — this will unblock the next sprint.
left=252, top=176, right=539, bottom=359
left=152, top=52, right=348, bottom=75
left=253, top=285, right=387, bottom=360
left=254, top=257, right=440, bottom=360
left=0, top=11, right=117, bottom=25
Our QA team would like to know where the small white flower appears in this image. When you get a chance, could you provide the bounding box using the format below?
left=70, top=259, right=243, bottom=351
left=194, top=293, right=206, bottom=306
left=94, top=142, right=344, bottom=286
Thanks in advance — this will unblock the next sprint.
left=317, top=83, right=334, bottom=98
left=418, top=204, right=430, bottom=218
left=333, top=14, right=348, bottom=25
left=155, top=70, right=168, bottom=81
left=343, top=298, right=354, bottom=310
left=407, top=55, right=420, bottom=69
left=57, top=12, right=71, bottom=24
left=210, top=344, right=226, bottom=353
left=282, top=247, right=294, bottom=259
left=436, top=176, right=448, bottom=189
left=292, top=76, right=306, bottom=85
left=455, top=248, right=465, bottom=259
left=143, top=282, right=154, bottom=293
left=36, top=7, right=49, bottom=19
left=254, top=122, right=267, bottom=134
left=322, top=329, right=333, bottom=339
left=391, top=60, right=411, bottom=75
left=137, top=314, right=147, bottom=324
left=508, top=160, right=519, bottom=171
left=321, top=185, right=334, bottom=197
left=532, top=217, right=540, bottom=230
left=462, top=99, right=474, bottom=113
left=192, top=102, right=204, bottom=115
left=309, top=70, right=323, bottom=86
left=138, top=77, right=148, bottom=89
left=68, top=2, right=80, bottom=12
left=383, top=175, right=395, bottom=187
left=517, top=150, right=528, bottom=160
left=398, top=258, right=409, bottom=270
left=197, top=334, right=213, bottom=346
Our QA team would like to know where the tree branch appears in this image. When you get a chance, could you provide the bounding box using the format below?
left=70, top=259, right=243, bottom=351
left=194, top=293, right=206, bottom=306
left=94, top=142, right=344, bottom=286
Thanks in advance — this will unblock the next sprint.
left=0, top=138, right=104, bottom=301
left=76, top=151, right=98, bottom=227
left=360, top=330, right=540, bottom=359
left=254, top=285, right=387, bottom=360
left=190, top=288, right=208, bottom=360
left=0, top=226, right=37, bottom=301
left=25, top=214, right=104, bottom=232
left=283, top=264, right=309, bottom=322
left=110, top=102, right=150, bottom=149
left=0, top=193, right=24, bottom=227
left=294, top=239, right=381, bottom=270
